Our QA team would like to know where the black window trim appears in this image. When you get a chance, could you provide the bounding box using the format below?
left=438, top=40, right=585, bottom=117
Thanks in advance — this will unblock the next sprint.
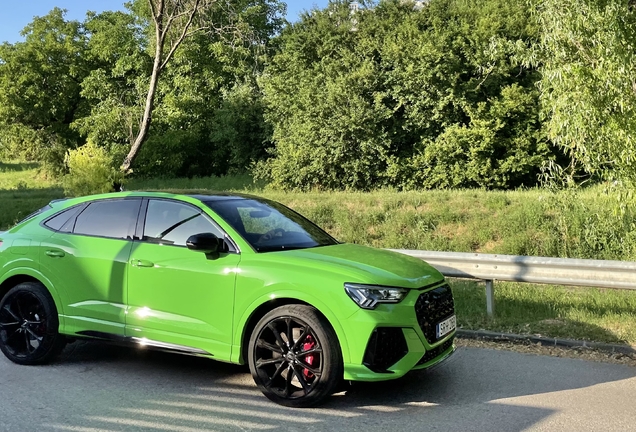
left=49, top=197, right=143, bottom=242
left=137, top=197, right=240, bottom=254
left=40, top=203, right=88, bottom=233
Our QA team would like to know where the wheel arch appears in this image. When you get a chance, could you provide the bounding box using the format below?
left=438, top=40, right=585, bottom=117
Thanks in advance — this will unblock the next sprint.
left=0, top=269, right=64, bottom=328
left=235, top=294, right=351, bottom=366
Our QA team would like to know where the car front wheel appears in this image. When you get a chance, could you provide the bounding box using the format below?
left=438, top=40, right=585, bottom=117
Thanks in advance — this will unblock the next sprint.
left=248, top=304, right=343, bottom=407
left=0, top=282, right=65, bottom=365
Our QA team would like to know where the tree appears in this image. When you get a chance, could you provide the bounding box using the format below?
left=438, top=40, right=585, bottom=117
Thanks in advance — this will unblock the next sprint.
left=120, top=0, right=245, bottom=173
left=71, top=9, right=150, bottom=164
left=0, top=8, right=91, bottom=173
left=259, top=0, right=552, bottom=190
left=536, top=0, right=636, bottom=184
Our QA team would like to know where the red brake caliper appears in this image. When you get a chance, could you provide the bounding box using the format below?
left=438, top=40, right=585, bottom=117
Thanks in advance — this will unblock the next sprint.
left=302, top=334, right=316, bottom=380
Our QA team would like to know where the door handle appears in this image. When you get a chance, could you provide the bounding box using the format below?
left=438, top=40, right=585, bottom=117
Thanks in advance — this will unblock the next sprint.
left=45, top=250, right=65, bottom=258
left=132, top=259, right=154, bottom=268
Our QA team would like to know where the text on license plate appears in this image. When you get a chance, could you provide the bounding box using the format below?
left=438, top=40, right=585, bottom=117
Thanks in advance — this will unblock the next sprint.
left=436, top=315, right=456, bottom=339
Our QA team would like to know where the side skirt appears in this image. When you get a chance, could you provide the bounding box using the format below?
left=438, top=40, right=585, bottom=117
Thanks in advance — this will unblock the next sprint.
left=74, top=330, right=213, bottom=357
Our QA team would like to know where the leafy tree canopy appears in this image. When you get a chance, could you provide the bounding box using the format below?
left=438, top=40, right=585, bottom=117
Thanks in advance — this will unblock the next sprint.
left=259, top=0, right=556, bottom=190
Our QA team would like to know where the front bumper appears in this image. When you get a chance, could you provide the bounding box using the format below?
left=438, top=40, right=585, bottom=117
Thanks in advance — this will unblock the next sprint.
left=342, top=282, right=456, bottom=381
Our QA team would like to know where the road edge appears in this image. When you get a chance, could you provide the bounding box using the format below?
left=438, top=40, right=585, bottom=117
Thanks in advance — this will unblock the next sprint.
left=457, top=329, right=636, bottom=355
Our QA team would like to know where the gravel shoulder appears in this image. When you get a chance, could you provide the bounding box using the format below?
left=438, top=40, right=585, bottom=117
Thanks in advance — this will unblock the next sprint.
left=456, top=336, right=636, bottom=367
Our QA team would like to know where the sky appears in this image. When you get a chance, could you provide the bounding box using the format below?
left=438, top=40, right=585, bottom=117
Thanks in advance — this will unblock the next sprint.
left=0, top=0, right=331, bottom=44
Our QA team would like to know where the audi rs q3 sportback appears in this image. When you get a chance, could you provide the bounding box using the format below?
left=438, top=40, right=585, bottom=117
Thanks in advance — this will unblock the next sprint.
left=0, top=192, right=456, bottom=407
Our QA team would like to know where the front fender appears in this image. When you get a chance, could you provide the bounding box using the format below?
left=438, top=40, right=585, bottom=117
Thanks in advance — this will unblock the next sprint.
left=232, top=288, right=351, bottom=365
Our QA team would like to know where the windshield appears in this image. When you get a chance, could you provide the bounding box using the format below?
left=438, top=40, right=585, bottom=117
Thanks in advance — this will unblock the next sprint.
left=204, top=198, right=338, bottom=252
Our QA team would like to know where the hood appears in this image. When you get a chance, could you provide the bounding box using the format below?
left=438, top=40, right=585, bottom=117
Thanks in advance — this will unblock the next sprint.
left=276, top=243, right=444, bottom=289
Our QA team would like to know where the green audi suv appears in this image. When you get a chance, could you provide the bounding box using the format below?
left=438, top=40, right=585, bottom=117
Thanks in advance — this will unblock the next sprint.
left=0, top=192, right=456, bottom=407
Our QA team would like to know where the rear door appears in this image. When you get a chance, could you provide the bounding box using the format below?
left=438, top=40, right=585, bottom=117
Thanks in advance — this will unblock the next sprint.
left=40, top=198, right=141, bottom=336
left=125, top=199, right=241, bottom=360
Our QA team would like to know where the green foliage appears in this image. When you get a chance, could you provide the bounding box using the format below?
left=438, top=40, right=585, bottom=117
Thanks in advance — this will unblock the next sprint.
left=404, top=85, right=551, bottom=189
left=260, top=0, right=553, bottom=190
left=536, top=0, right=636, bottom=184
left=6, top=0, right=636, bottom=193
left=0, top=8, right=91, bottom=174
left=0, top=2, right=284, bottom=180
left=98, top=0, right=283, bottom=178
left=71, top=10, right=150, bottom=150
left=63, top=141, right=123, bottom=196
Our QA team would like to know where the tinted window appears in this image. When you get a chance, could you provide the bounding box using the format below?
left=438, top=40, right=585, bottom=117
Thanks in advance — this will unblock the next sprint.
left=143, top=200, right=223, bottom=247
left=44, top=206, right=80, bottom=232
left=205, top=198, right=338, bottom=252
left=73, top=200, right=140, bottom=239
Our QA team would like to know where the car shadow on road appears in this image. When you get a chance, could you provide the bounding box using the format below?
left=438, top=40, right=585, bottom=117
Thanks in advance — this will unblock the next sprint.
left=13, top=339, right=633, bottom=432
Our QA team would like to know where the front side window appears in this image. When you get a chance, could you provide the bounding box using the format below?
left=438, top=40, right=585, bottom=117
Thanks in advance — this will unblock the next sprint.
left=143, top=200, right=224, bottom=247
left=205, top=198, right=338, bottom=252
left=73, top=200, right=141, bottom=240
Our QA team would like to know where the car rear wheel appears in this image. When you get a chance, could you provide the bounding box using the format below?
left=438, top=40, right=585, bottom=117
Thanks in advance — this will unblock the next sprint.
left=248, top=304, right=343, bottom=407
left=0, top=282, right=65, bottom=365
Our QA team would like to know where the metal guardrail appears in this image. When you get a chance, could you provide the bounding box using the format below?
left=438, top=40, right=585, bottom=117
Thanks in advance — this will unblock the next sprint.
left=391, top=250, right=636, bottom=316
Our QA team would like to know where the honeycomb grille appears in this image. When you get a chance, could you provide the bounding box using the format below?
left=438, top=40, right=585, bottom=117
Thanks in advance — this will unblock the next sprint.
left=414, top=284, right=455, bottom=344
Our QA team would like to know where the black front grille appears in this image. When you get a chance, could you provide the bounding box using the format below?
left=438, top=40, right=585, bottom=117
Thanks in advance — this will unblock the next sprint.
left=363, top=328, right=408, bottom=373
left=414, top=284, right=455, bottom=344
left=416, top=337, right=454, bottom=366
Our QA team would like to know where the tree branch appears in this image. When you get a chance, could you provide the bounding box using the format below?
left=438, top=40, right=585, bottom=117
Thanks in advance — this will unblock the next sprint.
left=159, top=0, right=201, bottom=70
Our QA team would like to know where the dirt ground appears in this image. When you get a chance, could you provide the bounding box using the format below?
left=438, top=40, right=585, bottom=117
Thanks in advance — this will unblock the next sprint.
left=456, top=337, right=636, bottom=367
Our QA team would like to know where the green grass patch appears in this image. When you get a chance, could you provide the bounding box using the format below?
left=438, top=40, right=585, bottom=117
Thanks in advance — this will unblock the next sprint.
left=0, top=161, right=62, bottom=229
left=453, top=280, right=636, bottom=345
left=3, top=162, right=636, bottom=346
left=127, top=174, right=264, bottom=192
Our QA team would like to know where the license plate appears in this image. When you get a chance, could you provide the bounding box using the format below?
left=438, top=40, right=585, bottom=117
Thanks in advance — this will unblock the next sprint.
left=436, top=315, right=456, bottom=339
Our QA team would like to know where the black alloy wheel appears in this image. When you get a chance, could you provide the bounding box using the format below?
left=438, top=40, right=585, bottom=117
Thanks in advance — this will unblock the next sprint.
left=248, top=305, right=342, bottom=407
left=0, top=282, right=65, bottom=365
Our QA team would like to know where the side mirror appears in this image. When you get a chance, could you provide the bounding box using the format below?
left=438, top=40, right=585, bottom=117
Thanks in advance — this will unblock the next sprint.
left=186, top=233, right=225, bottom=254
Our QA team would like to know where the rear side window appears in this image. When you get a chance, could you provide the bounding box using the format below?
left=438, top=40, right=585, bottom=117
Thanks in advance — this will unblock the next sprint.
left=43, top=206, right=82, bottom=232
left=73, top=200, right=141, bottom=240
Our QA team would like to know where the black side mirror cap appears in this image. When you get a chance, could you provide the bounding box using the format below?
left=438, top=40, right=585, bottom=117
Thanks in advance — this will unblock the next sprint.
left=186, top=233, right=226, bottom=254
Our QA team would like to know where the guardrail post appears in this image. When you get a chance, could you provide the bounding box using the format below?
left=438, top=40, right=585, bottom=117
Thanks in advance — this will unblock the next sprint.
left=485, top=279, right=495, bottom=317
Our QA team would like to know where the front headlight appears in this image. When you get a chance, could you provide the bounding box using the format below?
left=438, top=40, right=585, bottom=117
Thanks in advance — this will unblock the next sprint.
left=344, top=283, right=408, bottom=310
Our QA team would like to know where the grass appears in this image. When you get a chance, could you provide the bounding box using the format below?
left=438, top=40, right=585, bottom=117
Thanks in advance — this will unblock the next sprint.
left=453, top=280, right=636, bottom=345
left=0, top=161, right=62, bottom=229
left=2, top=161, right=636, bottom=346
left=126, top=174, right=263, bottom=192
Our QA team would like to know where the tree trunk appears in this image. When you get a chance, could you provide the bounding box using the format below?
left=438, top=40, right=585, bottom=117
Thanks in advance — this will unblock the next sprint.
left=120, top=53, right=163, bottom=172
left=121, top=3, right=165, bottom=173
left=120, top=0, right=211, bottom=173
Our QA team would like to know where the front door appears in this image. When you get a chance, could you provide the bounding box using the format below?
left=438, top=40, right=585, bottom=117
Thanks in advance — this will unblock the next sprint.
left=126, top=199, right=241, bottom=361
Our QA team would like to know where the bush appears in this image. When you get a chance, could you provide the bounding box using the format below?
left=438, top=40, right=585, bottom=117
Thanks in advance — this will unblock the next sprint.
left=63, top=141, right=123, bottom=196
left=259, top=0, right=555, bottom=190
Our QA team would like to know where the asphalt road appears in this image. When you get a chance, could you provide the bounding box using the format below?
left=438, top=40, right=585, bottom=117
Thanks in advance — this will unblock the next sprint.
left=1, top=341, right=635, bottom=432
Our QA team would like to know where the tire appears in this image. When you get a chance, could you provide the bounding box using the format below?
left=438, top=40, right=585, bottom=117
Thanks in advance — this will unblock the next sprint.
left=248, top=304, right=343, bottom=408
left=0, top=282, right=66, bottom=365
